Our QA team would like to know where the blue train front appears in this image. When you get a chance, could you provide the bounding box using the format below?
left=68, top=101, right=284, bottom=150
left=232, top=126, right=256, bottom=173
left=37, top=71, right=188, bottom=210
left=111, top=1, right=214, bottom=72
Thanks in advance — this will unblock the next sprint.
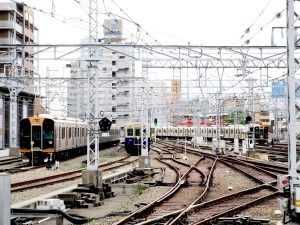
left=124, top=122, right=151, bottom=156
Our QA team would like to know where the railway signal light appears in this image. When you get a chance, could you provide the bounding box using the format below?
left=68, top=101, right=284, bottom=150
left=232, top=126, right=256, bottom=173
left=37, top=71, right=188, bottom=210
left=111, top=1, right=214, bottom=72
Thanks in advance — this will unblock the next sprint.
left=99, top=117, right=112, bottom=132
left=245, top=115, right=252, bottom=123
left=154, top=118, right=158, bottom=126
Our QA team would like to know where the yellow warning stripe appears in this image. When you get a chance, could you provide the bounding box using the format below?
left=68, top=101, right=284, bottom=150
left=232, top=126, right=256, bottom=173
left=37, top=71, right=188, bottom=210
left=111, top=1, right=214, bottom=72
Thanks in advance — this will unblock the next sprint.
left=20, top=149, right=55, bottom=153
left=43, top=149, right=55, bottom=153
left=294, top=199, right=300, bottom=203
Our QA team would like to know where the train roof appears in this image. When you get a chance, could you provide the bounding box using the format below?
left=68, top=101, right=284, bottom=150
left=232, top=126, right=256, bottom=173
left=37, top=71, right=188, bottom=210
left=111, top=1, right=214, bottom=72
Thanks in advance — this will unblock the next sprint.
left=30, top=114, right=86, bottom=123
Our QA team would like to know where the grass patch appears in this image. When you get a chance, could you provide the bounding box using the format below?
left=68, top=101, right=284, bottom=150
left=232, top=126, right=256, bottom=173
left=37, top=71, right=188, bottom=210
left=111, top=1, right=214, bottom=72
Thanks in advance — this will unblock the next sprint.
left=81, top=162, right=87, bottom=168
left=134, top=183, right=148, bottom=195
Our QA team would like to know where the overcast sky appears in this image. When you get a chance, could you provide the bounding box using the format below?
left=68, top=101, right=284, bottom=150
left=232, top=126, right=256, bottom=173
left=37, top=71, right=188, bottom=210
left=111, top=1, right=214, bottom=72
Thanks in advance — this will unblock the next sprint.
left=15, top=0, right=287, bottom=46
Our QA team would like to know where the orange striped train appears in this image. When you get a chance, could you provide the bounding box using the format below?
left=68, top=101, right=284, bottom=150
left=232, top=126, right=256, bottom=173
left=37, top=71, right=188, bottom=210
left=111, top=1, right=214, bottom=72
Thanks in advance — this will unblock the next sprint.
left=20, top=114, right=120, bottom=164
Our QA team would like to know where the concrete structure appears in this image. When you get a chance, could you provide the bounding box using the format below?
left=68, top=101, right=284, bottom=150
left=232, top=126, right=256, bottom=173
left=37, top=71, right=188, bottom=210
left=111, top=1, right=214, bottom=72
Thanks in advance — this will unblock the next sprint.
left=0, top=173, right=10, bottom=225
left=0, top=1, right=37, bottom=83
left=0, top=1, right=41, bottom=150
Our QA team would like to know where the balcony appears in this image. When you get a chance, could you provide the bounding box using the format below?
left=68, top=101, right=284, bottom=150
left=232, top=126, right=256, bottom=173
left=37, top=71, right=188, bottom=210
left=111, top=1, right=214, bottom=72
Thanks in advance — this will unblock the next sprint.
left=0, top=20, right=23, bottom=34
left=117, top=62, right=130, bottom=70
left=0, top=55, right=13, bottom=63
left=0, top=37, right=21, bottom=45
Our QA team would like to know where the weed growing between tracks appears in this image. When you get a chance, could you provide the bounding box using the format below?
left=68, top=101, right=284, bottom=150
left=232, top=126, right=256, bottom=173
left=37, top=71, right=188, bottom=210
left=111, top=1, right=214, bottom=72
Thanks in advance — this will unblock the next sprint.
left=134, top=184, right=148, bottom=195
left=81, top=162, right=87, bottom=169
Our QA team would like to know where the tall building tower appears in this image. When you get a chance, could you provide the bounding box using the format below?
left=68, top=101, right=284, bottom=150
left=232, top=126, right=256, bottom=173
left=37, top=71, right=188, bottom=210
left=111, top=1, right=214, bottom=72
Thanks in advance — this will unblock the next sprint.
left=0, top=1, right=40, bottom=150
left=67, top=19, right=136, bottom=129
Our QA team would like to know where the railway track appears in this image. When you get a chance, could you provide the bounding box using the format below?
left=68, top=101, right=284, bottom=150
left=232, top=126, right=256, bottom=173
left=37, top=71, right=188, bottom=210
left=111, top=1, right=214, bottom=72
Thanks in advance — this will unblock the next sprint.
left=11, top=156, right=136, bottom=192
left=0, top=157, right=22, bottom=166
left=176, top=185, right=279, bottom=225
left=127, top=141, right=282, bottom=225
left=115, top=146, right=217, bottom=225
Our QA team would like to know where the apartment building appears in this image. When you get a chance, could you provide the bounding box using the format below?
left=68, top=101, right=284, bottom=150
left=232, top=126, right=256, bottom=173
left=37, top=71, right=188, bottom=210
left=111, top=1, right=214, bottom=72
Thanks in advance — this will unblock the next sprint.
left=0, top=1, right=40, bottom=150
left=67, top=19, right=136, bottom=129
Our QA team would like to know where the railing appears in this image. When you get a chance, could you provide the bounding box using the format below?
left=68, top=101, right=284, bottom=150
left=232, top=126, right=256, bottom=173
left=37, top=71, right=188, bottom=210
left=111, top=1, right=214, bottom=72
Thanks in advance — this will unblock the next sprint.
left=0, top=37, right=21, bottom=45
left=0, top=20, right=23, bottom=34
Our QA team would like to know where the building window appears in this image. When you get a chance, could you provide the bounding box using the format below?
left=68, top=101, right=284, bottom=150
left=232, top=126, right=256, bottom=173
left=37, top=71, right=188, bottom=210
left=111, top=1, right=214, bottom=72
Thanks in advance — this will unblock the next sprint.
left=112, top=71, right=116, bottom=77
left=112, top=61, right=116, bottom=65
left=112, top=95, right=115, bottom=100
left=112, top=106, right=116, bottom=112
left=112, top=119, right=116, bottom=124
left=119, top=55, right=125, bottom=59
left=112, top=83, right=116, bottom=89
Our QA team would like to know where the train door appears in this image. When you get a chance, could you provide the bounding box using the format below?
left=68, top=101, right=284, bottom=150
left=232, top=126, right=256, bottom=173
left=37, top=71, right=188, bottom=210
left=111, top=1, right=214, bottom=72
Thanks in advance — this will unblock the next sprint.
left=174, top=128, right=178, bottom=137
left=264, top=127, right=268, bottom=140
left=135, top=128, right=141, bottom=145
left=72, top=127, right=74, bottom=146
left=32, top=125, right=42, bottom=149
left=234, top=128, right=238, bottom=139
left=191, top=127, right=195, bottom=136
left=66, top=126, right=69, bottom=147
left=254, top=127, right=259, bottom=139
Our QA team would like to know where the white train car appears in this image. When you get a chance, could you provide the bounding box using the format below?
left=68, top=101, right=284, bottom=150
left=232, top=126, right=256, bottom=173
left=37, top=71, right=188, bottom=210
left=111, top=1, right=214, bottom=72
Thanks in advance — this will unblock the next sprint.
left=155, top=124, right=268, bottom=144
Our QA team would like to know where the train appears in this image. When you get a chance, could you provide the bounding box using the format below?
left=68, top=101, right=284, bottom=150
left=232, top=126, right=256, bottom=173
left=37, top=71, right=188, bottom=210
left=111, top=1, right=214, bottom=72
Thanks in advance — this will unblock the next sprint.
left=20, top=114, right=120, bottom=164
left=155, top=124, right=269, bottom=144
left=124, top=122, right=151, bottom=156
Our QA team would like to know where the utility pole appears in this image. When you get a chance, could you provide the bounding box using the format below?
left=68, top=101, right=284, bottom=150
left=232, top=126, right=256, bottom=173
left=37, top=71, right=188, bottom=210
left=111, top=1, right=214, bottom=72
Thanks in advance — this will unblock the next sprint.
left=139, top=62, right=150, bottom=168
left=279, top=0, right=300, bottom=223
left=83, top=0, right=101, bottom=186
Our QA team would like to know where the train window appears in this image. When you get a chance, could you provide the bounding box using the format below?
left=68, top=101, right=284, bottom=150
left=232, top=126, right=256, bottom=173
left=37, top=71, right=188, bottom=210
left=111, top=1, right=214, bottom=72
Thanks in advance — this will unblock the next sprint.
left=75, top=128, right=77, bottom=137
left=127, top=128, right=133, bottom=136
left=230, top=129, right=233, bottom=134
left=69, top=128, right=72, bottom=138
left=62, top=127, right=65, bottom=139
left=135, top=129, right=141, bottom=136
left=225, top=129, right=228, bottom=134
left=254, top=127, right=259, bottom=138
left=264, top=127, right=268, bottom=139
left=213, top=129, right=216, bottom=134
left=20, top=119, right=30, bottom=138
left=44, top=130, right=54, bottom=139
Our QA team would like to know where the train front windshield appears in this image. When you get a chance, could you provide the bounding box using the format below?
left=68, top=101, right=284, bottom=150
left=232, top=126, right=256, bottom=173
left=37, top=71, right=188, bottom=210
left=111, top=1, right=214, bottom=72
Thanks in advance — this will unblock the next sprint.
left=20, top=119, right=31, bottom=149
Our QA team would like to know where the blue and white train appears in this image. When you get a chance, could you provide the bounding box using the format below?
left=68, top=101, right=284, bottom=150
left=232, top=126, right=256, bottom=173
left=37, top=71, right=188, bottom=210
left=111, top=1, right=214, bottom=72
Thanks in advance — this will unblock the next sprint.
left=124, top=122, right=151, bottom=155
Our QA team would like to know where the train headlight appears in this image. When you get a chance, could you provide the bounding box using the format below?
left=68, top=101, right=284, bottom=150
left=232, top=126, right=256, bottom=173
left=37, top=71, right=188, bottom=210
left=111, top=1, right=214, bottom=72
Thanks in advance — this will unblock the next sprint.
left=48, top=141, right=53, bottom=144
